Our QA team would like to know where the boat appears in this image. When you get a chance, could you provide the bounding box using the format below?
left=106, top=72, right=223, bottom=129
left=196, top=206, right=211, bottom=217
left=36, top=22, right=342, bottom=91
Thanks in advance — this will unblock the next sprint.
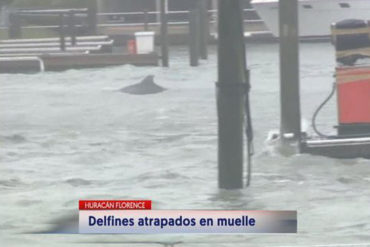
left=251, top=0, right=370, bottom=39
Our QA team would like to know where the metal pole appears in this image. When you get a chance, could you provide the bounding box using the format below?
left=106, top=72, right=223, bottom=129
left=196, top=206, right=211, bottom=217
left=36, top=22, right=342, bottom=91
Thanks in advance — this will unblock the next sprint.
left=217, top=0, right=248, bottom=189
left=160, top=0, right=169, bottom=67
left=189, top=9, right=200, bottom=67
left=279, top=0, right=301, bottom=145
left=198, top=0, right=209, bottom=60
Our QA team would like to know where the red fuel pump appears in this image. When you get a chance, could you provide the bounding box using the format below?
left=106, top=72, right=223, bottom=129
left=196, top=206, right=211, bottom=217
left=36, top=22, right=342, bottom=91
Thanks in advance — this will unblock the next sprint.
left=336, top=67, right=370, bottom=135
left=333, top=19, right=370, bottom=136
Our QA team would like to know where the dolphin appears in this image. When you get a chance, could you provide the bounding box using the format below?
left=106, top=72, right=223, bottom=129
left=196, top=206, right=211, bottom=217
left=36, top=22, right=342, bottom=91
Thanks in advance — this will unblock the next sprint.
left=120, top=75, right=166, bottom=95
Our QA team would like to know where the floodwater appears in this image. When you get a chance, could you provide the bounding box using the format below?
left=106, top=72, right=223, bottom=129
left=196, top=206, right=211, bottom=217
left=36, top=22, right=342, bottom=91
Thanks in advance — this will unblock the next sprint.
left=1, top=43, right=370, bottom=247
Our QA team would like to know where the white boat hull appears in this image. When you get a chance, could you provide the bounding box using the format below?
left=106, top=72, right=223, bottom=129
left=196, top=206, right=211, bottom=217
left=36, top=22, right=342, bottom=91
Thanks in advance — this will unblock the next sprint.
left=251, top=0, right=370, bottom=38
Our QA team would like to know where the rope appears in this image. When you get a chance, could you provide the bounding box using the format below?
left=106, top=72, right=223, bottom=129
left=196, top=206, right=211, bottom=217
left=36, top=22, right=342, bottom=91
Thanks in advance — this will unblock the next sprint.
left=244, top=70, right=254, bottom=187
left=215, top=74, right=254, bottom=187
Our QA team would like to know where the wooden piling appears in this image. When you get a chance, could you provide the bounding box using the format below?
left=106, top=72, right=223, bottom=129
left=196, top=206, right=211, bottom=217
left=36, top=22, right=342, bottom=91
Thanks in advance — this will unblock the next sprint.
left=143, top=10, right=149, bottom=31
left=279, top=0, right=301, bottom=145
left=8, top=12, right=21, bottom=39
left=87, top=0, right=98, bottom=35
left=217, top=0, right=248, bottom=189
left=189, top=9, right=200, bottom=67
left=59, top=14, right=66, bottom=51
left=198, top=0, right=209, bottom=60
left=67, top=11, right=76, bottom=46
left=160, top=0, right=169, bottom=67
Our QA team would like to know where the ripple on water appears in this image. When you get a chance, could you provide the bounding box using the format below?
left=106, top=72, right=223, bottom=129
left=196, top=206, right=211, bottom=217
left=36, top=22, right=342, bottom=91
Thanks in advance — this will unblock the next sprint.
left=0, top=134, right=27, bottom=144
left=0, top=178, right=25, bottom=189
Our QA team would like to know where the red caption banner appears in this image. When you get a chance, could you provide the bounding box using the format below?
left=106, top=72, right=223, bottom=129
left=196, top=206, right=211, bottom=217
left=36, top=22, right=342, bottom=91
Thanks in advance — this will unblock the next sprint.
left=79, top=200, right=152, bottom=210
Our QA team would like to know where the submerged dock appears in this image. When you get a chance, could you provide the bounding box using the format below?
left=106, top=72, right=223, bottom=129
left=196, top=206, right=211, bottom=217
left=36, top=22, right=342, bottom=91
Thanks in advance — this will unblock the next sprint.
left=302, top=137, right=370, bottom=159
left=0, top=35, right=159, bottom=73
left=0, top=33, right=160, bottom=73
left=0, top=53, right=158, bottom=73
left=0, top=8, right=160, bottom=73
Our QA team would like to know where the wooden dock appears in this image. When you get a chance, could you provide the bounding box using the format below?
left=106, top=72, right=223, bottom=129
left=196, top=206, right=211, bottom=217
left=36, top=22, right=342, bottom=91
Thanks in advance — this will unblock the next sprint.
left=0, top=35, right=159, bottom=73
left=0, top=53, right=159, bottom=73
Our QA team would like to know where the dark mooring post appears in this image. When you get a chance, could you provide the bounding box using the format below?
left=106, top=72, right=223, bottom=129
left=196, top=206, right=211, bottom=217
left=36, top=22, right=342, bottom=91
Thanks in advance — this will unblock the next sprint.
left=189, top=9, right=200, bottom=67
left=87, top=0, right=98, bottom=35
left=160, top=0, right=169, bottom=67
left=198, top=0, right=209, bottom=60
left=68, top=11, right=76, bottom=46
left=143, top=10, right=149, bottom=31
left=217, top=0, right=248, bottom=189
left=279, top=0, right=301, bottom=146
left=59, top=14, right=66, bottom=51
left=8, top=12, right=21, bottom=39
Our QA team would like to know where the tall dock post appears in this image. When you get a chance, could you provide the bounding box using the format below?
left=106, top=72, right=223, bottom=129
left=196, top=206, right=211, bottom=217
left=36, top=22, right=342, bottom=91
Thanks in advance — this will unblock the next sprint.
left=87, top=0, right=98, bottom=35
left=143, top=10, right=149, bottom=31
left=198, top=0, right=209, bottom=60
left=189, top=9, right=200, bottom=67
left=59, top=14, right=66, bottom=51
left=279, top=0, right=301, bottom=146
left=68, top=11, right=76, bottom=46
left=217, top=0, right=248, bottom=189
left=160, top=0, right=169, bottom=67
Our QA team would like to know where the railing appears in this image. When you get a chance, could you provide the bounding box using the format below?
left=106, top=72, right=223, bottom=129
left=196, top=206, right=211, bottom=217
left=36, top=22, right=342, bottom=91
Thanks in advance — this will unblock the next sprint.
left=97, top=8, right=262, bottom=26
left=17, top=8, right=89, bottom=15
left=0, top=8, right=263, bottom=31
left=5, top=7, right=97, bottom=39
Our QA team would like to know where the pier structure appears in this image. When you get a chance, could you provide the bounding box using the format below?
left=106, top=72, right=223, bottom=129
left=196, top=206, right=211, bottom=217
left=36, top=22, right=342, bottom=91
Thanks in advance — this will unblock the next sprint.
left=0, top=1, right=228, bottom=72
left=0, top=1, right=270, bottom=44
left=0, top=35, right=159, bottom=73
left=95, top=0, right=269, bottom=44
left=0, top=7, right=159, bottom=73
